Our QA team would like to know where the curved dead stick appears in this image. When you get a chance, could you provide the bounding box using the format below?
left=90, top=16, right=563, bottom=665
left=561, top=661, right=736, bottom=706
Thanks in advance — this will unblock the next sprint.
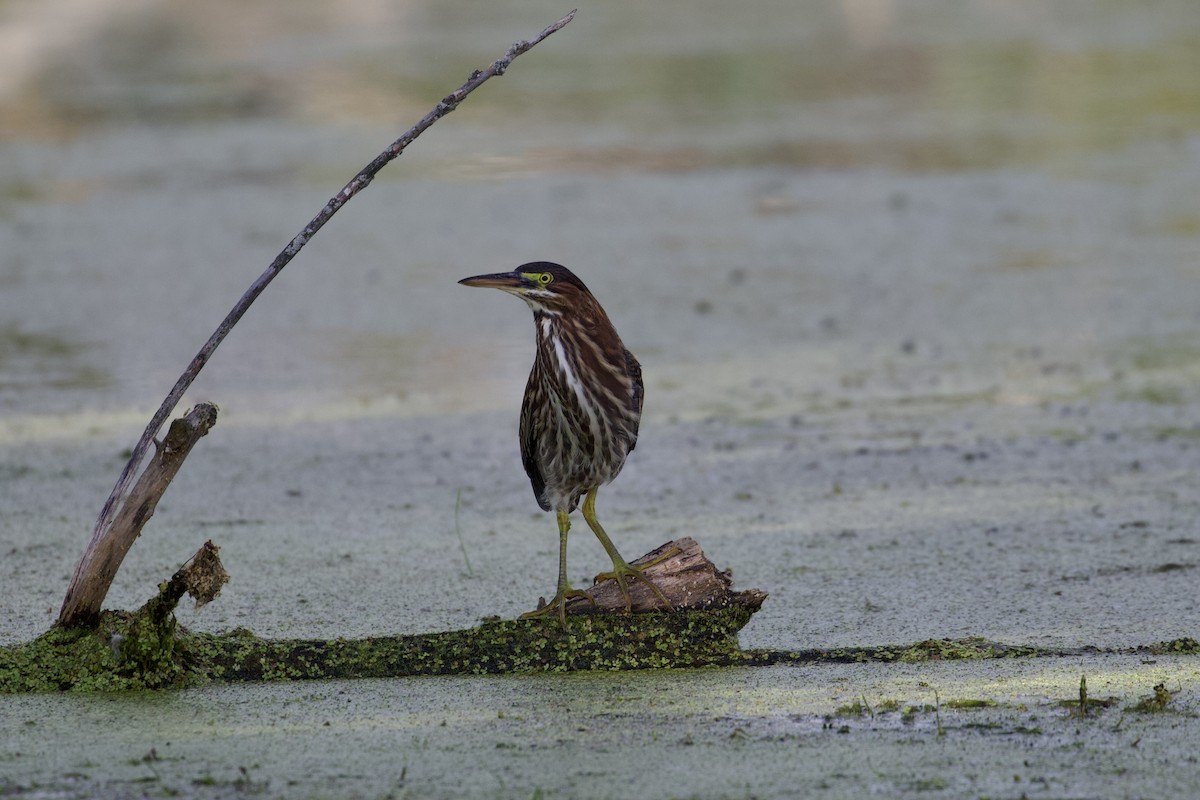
left=58, top=10, right=578, bottom=628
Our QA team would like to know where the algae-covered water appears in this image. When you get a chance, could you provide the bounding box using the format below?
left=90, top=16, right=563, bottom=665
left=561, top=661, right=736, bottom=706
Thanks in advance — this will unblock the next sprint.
left=3, top=0, right=1200, bottom=797
left=4, top=658, right=1198, bottom=798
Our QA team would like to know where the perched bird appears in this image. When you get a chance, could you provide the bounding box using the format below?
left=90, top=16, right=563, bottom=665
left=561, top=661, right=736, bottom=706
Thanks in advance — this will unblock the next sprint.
left=459, top=262, right=671, bottom=625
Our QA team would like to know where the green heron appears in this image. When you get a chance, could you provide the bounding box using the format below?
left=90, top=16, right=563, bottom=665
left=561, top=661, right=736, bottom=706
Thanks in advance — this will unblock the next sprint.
left=459, top=262, right=671, bottom=625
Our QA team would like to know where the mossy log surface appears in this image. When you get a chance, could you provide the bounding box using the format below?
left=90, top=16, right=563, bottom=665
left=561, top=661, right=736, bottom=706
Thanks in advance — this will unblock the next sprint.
left=4, top=531, right=1196, bottom=693
left=0, top=599, right=764, bottom=692
left=5, top=618, right=1194, bottom=694
left=3, top=620, right=1196, bottom=695
left=198, top=600, right=762, bottom=683
left=1, top=537, right=767, bottom=692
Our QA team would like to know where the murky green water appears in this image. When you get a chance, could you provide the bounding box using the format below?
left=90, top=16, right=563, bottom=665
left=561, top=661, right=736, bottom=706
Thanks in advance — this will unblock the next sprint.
left=3, top=1, right=1199, bottom=798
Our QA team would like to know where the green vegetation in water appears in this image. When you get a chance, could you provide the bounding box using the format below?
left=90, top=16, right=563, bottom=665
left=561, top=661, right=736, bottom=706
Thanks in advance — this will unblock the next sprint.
left=1126, top=682, right=1184, bottom=714
left=1150, top=426, right=1200, bottom=441
left=943, top=698, right=997, bottom=710
left=1038, top=426, right=1090, bottom=444
left=197, top=606, right=756, bottom=682
left=0, top=612, right=196, bottom=693
left=1058, top=675, right=1118, bottom=716
left=0, top=604, right=758, bottom=693
left=1122, top=385, right=1186, bottom=406
left=1150, top=638, right=1200, bottom=655
left=1052, top=675, right=1189, bottom=717
left=900, top=704, right=937, bottom=724
left=5, top=615, right=1196, bottom=694
left=0, top=324, right=108, bottom=390
left=838, top=695, right=999, bottom=719
left=897, top=638, right=1036, bottom=663
left=834, top=697, right=872, bottom=718
left=832, top=696, right=902, bottom=718
left=746, top=637, right=1060, bottom=667
left=1126, top=338, right=1200, bottom=373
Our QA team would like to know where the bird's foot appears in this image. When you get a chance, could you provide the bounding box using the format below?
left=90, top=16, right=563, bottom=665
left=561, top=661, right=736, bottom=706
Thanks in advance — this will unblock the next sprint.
left=593, top=550, right=677, bottom=613
left=520, top=585, right=596, bottom=627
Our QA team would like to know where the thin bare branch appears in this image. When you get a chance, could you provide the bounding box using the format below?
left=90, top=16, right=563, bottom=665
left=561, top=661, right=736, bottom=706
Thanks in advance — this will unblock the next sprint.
left=58, top=10, right=577, bottom=628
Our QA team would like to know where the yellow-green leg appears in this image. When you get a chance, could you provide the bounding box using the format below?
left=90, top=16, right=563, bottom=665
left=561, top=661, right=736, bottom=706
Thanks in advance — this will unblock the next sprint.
left=520, top=508, right=594, bottom=627
left=582, top=488, right=673, bottom=612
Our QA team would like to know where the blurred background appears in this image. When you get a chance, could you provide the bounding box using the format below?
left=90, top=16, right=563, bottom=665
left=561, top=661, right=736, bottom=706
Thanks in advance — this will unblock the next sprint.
left=4, top=0, right=1198, bottom=419
left=2, top=0, right=1199, bottom=646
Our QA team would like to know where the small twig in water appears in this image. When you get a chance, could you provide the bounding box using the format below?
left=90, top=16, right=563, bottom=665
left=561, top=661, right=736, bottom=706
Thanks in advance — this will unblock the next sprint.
left=455, top=489, right=474, bottom=577
left=59, top=403, right=220, bottom=628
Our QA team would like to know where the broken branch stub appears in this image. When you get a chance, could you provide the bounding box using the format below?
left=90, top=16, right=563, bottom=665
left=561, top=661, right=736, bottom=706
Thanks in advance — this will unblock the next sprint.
left=556, top=536, right=767, bottom=616
left=136, top=539, right=229, bottom=641
left=61, top=9, right=577, bottom=633
left=151, top=539, right=229, bottom=616
left=58, top=403, right=219, bottom=629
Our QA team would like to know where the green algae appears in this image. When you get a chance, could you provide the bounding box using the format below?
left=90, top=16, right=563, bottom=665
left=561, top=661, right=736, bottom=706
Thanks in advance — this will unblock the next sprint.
left=1126, top=339, right=1200, bottom=373
left=1150, top=426, right=1200, bottom=441
left=0, top=569, right=212, bottom=691
left=896, top=638, right=1044, bottom=663
left=1126, top=682, right=1184, bottom=714
left=0, top=604, right=758, bottom=693
left=0, top=539, right=232, bottom=691
left=197, top=606, right=755, bottom=681
left=833, top=697, right=874, bottom=717
left=0, top=613, right=200, bottom=693
left=746, top=637, right=1047, bottom=666
left=943, top=698, right=998, bottom=710
left=1150, top=638, right=1200, bottom=655
left=6, top=620, right=1197, bottom=694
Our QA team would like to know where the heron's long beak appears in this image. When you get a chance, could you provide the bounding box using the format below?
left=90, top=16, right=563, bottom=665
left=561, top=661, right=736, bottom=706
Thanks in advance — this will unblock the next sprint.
left=458, top=271, right=525, bottom=289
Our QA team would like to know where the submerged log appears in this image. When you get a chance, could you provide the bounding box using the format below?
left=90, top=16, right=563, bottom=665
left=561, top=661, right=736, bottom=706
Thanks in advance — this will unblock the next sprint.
left=3, top=538, right=765, bottom=691
left=202, top=537, right=766, bottom=681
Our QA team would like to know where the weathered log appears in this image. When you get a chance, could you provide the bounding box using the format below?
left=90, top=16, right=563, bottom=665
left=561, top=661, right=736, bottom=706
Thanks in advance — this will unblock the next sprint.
left=5, top=538, right=766, bottom=690
left=557, top=536, right=750, bottom=615
left=146, top=539, right=230, bottom=622
left=203, top=537, right=766, bottom=681
left=57, top=403, right=219, bottom=629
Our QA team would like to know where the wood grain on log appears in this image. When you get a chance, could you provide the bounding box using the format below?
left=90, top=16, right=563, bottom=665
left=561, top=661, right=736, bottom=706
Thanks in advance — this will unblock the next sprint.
left=57, top=403, right=219, bottom=629
left=553, top=536, right=766, bottom=616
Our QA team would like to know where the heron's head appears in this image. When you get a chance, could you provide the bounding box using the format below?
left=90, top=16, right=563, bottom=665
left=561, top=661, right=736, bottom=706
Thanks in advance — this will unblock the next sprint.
left=458, top=262, right=595, bottom=316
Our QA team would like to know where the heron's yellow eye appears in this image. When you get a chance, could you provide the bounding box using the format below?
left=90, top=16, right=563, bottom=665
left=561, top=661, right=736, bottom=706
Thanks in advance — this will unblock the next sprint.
left=538, top=273, right=553, bottom=285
